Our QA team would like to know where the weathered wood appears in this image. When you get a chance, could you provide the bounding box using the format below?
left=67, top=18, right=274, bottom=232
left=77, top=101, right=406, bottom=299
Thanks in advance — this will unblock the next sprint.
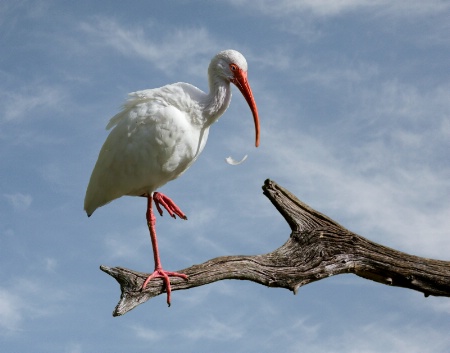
left=101, top=179, right=450, bottom=316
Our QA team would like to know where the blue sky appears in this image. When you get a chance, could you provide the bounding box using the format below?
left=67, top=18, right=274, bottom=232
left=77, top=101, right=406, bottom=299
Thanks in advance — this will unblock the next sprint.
left=1, top=0, right=450, bottom=351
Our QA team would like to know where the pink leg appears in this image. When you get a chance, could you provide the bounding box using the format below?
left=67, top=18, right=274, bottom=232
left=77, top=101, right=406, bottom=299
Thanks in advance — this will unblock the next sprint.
left=141, top=193, right=188, bottom=306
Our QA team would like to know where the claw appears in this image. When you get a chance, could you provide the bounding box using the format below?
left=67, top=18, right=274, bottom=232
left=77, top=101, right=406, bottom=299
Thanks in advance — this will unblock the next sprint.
left=153, top=192, right=187, bottom=220
left=141, top=268, right=188, bottom=306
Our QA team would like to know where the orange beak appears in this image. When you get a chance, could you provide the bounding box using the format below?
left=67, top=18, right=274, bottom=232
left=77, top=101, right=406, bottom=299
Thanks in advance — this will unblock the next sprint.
left=231, top=69, right=260, bottom=147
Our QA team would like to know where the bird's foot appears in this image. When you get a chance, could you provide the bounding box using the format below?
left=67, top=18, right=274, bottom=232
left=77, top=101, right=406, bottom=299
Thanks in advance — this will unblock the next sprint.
left=141, top=268, right=188, bottom=306
left=153, top=192, right=187, bottom=220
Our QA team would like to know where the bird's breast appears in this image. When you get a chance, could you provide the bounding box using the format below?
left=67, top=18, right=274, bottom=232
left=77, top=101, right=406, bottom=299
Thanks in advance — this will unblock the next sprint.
left=153, top=105, right=208, bottom=175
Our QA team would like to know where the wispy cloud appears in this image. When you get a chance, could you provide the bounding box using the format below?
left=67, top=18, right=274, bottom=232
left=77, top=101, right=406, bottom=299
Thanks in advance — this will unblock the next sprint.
left=238, top=308, right=450, bottom=353
left=228, top=0, right=450, bottom=18
left=43, top=257, right=58, bottom=272
left=0, top=0, right=51, bottom=36
left=130, top=312, right=247, bottom=343
left=423, top=296, right=450, bottom=315
left=102, top=226, right=149, bottom=263
left=260, top=129, right=450, bottom=257
left=4, top=192, right=32, bottom=211
left=0, top=276, right=68, bottom=336
left=0, top=84, right=66, bottom=123
left=79, top=18, right=219, bottom=76
left=0, top=288, right=23, bottom=334
left=325, top=319, right=450, bottom=353
left=299, top=61, right=380, bottom=87
left=63, top=342, right=83, bottom=353
left=252, top=72, right=450, bottom=258
left=130, top=324, right=166, bottom=342
left=180, top=314, right=244, bottom=341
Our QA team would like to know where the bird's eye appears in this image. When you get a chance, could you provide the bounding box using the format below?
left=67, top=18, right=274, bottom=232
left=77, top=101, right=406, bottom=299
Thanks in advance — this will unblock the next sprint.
left=229, top=63, right=238, bottom=71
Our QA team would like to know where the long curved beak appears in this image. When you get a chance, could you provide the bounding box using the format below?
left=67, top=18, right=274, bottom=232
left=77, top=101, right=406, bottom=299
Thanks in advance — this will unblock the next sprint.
left=232, top=69, right=260, bottom=147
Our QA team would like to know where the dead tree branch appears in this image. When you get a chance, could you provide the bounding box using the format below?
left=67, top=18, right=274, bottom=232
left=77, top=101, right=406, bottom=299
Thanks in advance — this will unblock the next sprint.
left=101, top=179, right=450, bottom=316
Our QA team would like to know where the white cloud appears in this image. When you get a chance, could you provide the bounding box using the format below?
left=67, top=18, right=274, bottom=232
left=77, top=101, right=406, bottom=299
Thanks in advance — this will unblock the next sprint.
left=0, top=0, right=50, bottom=32
left=102, top=227, right=148, bottom=262
left=44, top=257, right=58, bottom=272
left=326, top=320, right=450, bottom=353
left=251, top=72, right=450, bottom=258
left=260, top=125, right=450, bottom=257
left=423, top=296, right=450, bottom=315
left=39, top=162, right=75, bottom=191
left=79, top=18, right=219, bottom=76
left=177, top=282, right=236, bottom=307
left=0, top=276, right=68, bottom=336
left=4, top=193, right=33, bottom=211
left=0, top=84, right=65, bottom=123
left=64, top=342, right=83, bottom=353
left=130, top=310, right=249, bottom=343
left=246, top=310, right=450, bottom=353
left=130, top=324, right=165, bottom=342
left=251, top=46, right=295, bottom=72
left=228, top=0, right=450, bottom=18
left=299, top=61, right=380, bottom=87
left=0, top=288, right=23, bottom=334
left=180, top=315, right=244, bottom=341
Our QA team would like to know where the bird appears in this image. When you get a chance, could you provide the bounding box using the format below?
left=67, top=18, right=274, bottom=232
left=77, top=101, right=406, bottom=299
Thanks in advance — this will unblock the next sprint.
left=84, top=49, right=260, bottom=306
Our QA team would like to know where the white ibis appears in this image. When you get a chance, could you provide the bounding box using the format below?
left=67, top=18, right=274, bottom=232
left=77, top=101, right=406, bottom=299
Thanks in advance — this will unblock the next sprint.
left=84, top=49, right=260, bottom=306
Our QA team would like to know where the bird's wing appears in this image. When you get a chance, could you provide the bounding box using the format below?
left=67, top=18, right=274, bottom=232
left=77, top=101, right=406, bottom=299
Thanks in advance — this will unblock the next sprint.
left=84, top=84, right=208, bottom=216
left=106, top=89, right=159, bottom=130
left=106, top=84, right=205, bottom=130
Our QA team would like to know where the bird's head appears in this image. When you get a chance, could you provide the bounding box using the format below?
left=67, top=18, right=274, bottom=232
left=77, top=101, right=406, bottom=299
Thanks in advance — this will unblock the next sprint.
left=210, top=50, right=260, bottom=147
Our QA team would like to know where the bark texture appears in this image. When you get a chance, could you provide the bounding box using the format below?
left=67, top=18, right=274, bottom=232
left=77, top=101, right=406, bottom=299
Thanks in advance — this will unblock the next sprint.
left=101, top=179, right=450, bottom=316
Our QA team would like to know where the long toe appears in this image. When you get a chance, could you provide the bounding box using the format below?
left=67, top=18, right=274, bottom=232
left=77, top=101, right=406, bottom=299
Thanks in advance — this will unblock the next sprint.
left=153, top=192, right=187, bottom=220
left=141, top=269, right=189, bottom=306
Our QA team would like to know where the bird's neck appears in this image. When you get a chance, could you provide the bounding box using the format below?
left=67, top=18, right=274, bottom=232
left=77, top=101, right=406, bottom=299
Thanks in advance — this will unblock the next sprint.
left=202, top=75, right=232, bottom=127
